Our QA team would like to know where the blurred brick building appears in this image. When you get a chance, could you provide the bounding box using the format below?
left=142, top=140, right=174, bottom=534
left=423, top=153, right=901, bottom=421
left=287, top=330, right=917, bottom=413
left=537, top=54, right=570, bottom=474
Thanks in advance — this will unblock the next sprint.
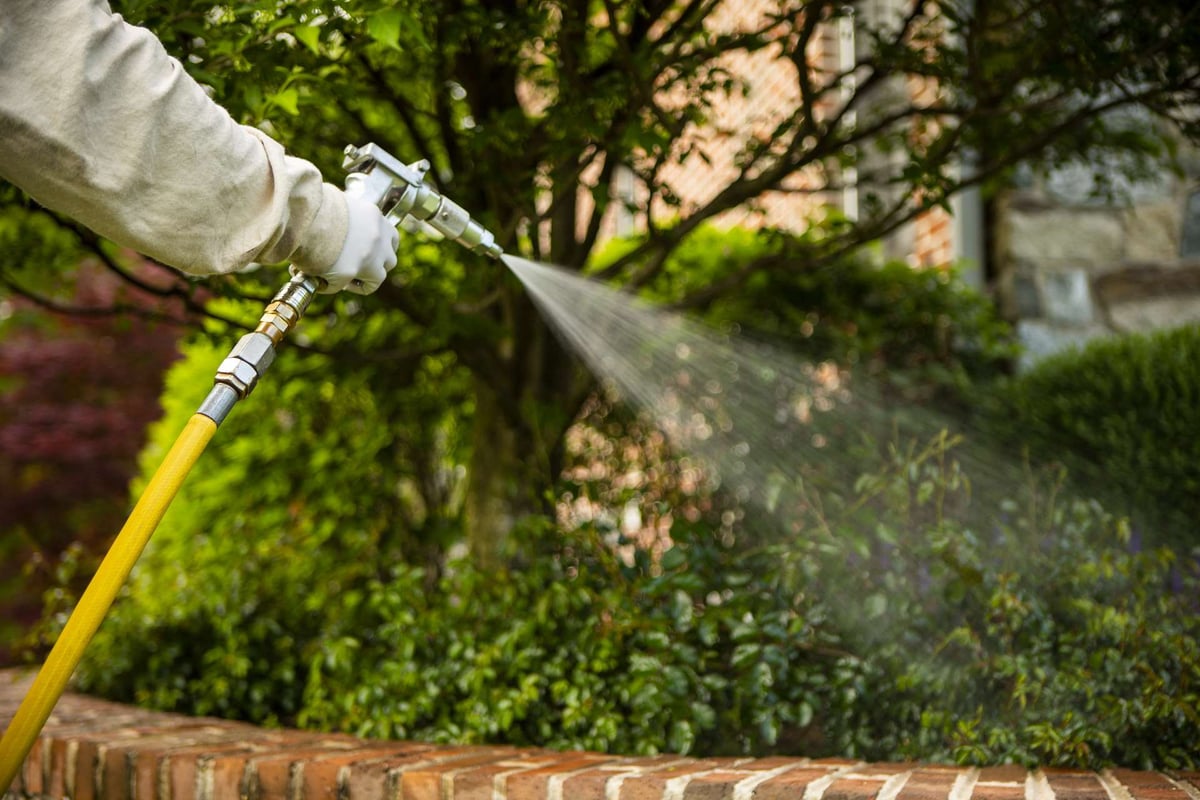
left=592, top=0, right=971, bottom=273
left=593, top=0, right=1200, bottom=365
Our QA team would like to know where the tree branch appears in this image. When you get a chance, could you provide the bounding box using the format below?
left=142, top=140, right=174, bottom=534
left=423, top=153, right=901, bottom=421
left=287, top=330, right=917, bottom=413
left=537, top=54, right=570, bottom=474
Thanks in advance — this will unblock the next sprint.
left=0, top=275, right=191, bottom=327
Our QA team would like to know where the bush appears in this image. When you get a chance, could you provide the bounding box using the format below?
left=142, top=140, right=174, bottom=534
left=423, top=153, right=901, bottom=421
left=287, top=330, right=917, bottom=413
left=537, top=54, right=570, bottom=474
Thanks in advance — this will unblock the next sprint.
left=987, top=324, right=1200, bottom=546
left=76, top=421, right=1200, bottom=767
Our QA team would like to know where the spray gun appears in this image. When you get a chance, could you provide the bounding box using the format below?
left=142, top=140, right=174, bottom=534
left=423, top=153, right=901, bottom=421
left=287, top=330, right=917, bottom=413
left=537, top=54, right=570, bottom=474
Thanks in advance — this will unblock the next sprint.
left=200, top=143, right=504, bottom=426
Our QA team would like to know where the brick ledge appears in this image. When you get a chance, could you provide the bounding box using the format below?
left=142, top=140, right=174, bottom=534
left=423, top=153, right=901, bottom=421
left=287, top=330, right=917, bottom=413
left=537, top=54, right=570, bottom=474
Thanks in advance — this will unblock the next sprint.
left=3, top=670, right=1199, bottom=800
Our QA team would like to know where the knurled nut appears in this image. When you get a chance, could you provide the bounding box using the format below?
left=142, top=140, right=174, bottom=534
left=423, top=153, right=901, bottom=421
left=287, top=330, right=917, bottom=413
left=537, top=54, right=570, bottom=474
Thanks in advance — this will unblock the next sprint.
left=277, top=285, right=314, bottom=315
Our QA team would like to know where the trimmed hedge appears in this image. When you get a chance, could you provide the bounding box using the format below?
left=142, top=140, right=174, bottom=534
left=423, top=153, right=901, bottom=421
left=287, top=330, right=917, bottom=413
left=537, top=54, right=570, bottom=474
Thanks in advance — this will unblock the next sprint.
left=987, top=324, right=1200, bottom=547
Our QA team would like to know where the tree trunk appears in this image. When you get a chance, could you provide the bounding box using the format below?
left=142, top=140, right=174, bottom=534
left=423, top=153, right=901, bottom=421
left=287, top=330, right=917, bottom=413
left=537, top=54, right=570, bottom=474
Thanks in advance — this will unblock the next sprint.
left=463, top=290, right=585, bottom=567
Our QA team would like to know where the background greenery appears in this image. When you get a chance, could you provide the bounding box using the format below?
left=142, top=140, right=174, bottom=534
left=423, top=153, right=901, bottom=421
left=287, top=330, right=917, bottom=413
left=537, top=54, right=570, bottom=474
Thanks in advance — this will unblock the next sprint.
left=4, top=0, right=1200, bottom=771
left=989, top=326, right=1200, bottom=548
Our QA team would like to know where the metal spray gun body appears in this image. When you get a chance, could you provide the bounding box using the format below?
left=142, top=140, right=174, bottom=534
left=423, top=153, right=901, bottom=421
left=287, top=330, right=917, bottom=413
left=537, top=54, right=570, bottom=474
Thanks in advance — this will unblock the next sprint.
left=201, top=143, right=503, bottom=425
left=341, top=143, right=503, bottom=260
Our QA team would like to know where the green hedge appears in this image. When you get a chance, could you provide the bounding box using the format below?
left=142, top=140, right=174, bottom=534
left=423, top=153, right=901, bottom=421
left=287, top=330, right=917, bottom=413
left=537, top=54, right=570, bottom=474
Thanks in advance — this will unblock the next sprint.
left=75, top=428, right=1200, bottom=768
left=987, top=324, right=1200, bottom=546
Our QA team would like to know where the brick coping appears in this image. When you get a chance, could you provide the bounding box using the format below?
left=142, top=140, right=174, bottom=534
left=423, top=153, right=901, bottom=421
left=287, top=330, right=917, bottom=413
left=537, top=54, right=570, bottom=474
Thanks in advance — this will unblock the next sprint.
left=3, top=669, right=1198, bottom=800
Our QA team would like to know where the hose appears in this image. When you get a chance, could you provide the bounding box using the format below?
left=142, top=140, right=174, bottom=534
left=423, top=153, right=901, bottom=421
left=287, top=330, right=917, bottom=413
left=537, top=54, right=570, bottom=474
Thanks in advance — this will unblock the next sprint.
left=0, top=414, right=217, bottom=790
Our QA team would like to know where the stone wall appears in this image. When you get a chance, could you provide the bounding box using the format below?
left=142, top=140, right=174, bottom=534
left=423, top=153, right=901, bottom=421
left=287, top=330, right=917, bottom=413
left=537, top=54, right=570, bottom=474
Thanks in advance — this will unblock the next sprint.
left=4, top=671, right=1200, bottom=800
left=998, top=153, right=1200, bottom=368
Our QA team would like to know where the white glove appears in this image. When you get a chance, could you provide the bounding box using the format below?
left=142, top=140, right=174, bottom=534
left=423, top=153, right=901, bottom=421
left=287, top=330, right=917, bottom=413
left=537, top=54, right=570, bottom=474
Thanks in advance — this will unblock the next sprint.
left=316, top=188, right=400, bottom=294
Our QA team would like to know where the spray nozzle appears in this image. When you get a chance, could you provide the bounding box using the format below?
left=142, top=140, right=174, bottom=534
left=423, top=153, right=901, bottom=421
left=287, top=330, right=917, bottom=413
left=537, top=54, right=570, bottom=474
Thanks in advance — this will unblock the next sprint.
left=342, top=143, right=503, bottom=260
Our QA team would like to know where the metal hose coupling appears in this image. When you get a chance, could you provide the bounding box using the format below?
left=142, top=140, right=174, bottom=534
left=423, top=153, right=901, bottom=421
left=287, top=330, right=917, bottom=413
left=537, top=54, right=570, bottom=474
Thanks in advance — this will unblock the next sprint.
left=198, top=272, right=321, bottom=425
left=342, top=143, right=503, bottom=260
left=199, top=143, right=500, bottom=427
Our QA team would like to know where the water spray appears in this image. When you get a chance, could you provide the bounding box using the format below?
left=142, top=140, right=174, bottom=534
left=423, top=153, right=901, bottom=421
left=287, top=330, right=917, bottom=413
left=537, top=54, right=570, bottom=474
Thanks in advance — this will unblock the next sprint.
left=0, top=144, right=504, bottom=791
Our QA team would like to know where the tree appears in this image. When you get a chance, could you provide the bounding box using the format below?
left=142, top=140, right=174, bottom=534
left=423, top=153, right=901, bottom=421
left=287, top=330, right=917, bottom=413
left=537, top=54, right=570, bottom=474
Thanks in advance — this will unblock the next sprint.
left=3, top=0, right=1198, bottom=564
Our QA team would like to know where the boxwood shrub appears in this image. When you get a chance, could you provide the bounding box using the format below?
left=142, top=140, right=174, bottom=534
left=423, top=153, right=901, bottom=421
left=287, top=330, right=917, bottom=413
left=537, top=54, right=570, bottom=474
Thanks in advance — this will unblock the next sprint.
left=986, top=324, right=1200, bottom=547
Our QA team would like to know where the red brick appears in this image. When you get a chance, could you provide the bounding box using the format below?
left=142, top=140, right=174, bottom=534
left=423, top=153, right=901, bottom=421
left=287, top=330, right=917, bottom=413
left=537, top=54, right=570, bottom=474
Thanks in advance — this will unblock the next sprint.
left=13, top=736, right=46, bottom=795
left=739, top=757, right=820, bottom=772
left=445, top=751, right=563, bottom=800
left=754, top=768, right=860, bottom=800
left=1110, top=769, right=1192, bottom=800
left=393, top=748, right=522, bottom=800
left=975, top=767, right=1028, bottom=785
left=1043, top=771, right=1108, bottom=800
left=971, top=785, right=1025, bottom=800
left=683, top=769, right=758, bottom=800
left=854, top=764, right=919, bottom=778
left=296, top=743, right=432, bottom=800
left=203, top=749, right=262, bottom=799
left=502, top=753, right=617, bottom=799
left=557, top=756, right=695, bottom=800
left=101, top=725, right=267, bottom=800
left=895, top=768, right=960, bottom=800
left=1169, top=774, right=1200, bottom=798
left=162, top=741, right=257, bottom=799
left=46, top=737, right=75, bottom=798
left=74, top=728, right=163, bottom=800
left=822, top=777, right=892, bottom=800
left=245, top=743, right=367, bottom=799
left=335, top=743, right=470, bottom=799
left=618, top=758, right=745, bottom=800
left=337, top=744, right=506, bottom=799
left=102, top=747, right=135, bottom=800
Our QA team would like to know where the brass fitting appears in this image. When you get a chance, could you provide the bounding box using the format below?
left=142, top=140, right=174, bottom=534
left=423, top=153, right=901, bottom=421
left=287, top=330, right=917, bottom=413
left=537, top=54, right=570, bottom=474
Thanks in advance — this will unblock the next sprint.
left=256, top=299, right=302, bottom=347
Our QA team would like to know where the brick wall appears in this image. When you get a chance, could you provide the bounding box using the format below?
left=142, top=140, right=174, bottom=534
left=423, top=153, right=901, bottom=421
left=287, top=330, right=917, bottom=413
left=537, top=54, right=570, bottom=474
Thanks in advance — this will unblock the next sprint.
left=619, top=0, right=958, bottom=265
left=5, top=671, right=1200, bottom=800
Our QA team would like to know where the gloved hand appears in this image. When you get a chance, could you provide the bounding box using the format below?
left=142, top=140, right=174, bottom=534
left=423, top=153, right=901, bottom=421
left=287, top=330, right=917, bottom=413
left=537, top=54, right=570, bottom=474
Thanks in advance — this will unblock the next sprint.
left=316, top=188, right=400, bottom=294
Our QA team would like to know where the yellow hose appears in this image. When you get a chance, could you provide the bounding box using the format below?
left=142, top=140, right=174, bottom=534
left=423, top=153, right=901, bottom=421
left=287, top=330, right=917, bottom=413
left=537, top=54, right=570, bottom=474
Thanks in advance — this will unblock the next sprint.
left=0, top=413, right=217, bottom=792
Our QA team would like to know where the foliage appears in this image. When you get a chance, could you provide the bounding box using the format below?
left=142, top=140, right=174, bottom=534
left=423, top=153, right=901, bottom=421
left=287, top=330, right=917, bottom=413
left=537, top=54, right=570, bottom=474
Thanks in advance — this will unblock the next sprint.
left=985, top=324, right=1200, bottom=546
left=8, top=0, right=1200, bottom=761
left=59, top=225, right=1200, bottom=767
left=819, top=440, right=1200, bottom=769
left=60, top=314, right=471, bottom=719
left=75, top=423, right=1200, bottom=768
left=0, top=254, right=179, bottom=663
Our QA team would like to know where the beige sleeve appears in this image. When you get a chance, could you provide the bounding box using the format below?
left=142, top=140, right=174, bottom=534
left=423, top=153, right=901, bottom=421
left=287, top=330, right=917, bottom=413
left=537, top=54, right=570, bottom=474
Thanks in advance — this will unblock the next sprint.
left=0, top=0, right=348, bottom=276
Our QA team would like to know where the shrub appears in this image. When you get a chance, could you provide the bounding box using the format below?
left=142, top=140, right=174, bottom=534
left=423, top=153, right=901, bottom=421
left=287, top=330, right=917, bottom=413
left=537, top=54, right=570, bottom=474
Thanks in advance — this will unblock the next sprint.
left=986, top=324, right=1200, bottom=546
left=76, top=425, right=1200, bottom=768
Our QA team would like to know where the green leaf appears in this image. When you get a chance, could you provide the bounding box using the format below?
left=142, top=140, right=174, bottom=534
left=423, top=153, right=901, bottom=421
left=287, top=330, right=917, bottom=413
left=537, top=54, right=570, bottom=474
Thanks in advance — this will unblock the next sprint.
left=270, top=88, right=300, bottom=116
left=294, top=25, right=321, bottom=55
left=366, top=9, right=404, bottom=50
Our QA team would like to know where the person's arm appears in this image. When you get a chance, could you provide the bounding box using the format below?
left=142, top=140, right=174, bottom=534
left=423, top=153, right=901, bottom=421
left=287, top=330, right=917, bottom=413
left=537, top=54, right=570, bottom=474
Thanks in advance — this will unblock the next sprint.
left=0, top=0, right=395, bottom=290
